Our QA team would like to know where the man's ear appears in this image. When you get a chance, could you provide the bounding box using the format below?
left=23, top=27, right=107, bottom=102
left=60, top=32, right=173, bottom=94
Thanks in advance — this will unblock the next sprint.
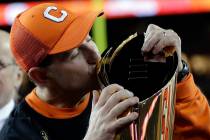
left=14, top=67, right=24, bottom=88
left=28, top=67, right=49, bottom=86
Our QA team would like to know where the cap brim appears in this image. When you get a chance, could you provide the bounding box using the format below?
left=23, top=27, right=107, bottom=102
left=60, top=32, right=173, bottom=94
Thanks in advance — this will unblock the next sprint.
left=49, top=10, right=103, bottom=54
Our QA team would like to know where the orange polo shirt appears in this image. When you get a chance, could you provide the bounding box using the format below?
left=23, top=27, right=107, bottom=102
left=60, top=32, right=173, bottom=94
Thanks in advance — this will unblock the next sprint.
left=174, top=74, right=210, bottom=139
left=25, top=90, right=90, bottom=119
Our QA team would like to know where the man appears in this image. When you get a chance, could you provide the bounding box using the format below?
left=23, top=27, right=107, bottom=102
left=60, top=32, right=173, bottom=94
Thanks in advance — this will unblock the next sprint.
left=0, top=3, right=209, bottom=140
left=0, top=30, right=23, bottom=131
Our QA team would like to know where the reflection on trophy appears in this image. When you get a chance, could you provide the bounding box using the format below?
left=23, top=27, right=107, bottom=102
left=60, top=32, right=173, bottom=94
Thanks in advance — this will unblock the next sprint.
left=97, top=33, right=178, bottom=140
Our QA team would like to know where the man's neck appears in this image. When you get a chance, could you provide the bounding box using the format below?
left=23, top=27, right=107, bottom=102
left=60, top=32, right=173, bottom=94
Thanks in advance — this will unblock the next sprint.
left=35, top=86, right=88, bottom=108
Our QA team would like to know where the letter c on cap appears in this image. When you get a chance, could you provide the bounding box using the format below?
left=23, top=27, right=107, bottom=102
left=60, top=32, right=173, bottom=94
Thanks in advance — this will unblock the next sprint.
left=44, top=6, right=67, bottom=22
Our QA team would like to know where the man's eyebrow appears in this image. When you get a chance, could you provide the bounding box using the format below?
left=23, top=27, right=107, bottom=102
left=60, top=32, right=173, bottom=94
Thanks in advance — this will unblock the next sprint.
left=53, top=51, right=71, bottom=60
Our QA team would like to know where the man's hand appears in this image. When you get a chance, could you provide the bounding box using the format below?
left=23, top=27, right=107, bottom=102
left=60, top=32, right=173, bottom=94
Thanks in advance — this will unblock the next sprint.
left=141, top=24, right=183, bottom=72
left=84, top=84, right=139, bottom=140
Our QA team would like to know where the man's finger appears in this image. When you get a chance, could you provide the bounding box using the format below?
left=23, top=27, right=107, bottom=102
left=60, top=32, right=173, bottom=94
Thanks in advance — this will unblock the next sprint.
left=108, top=97, right=139, bottom=119
left=102, top=89, right=134, bottom=114
left=92, top=90, right=100, bottom=110
left=110, top=112, right=139, bottom=131
left=145, top=24, right=162, bottom=34
left=96, top=84, right=124, bottom=108
left=142, top=31, right=162, bottom=53
left=152, top=37, right=166, bottom=55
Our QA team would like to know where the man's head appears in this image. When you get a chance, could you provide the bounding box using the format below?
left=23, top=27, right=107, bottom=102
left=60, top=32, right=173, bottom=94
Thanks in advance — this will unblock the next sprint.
left=10, top=3, right=103, bottom=99
left=0, top=30, right=23, bottom=107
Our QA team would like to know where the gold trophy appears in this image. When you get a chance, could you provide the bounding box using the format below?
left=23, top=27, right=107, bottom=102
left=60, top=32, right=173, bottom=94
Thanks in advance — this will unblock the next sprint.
left=97, top=33, right=178, bottom=140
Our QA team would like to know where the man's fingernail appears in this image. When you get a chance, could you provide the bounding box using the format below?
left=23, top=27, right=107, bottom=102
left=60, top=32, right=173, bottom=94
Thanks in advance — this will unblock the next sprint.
left=125, top=90, right=134, bottom=96
left=135, top=97, right=139, bottom=102
left=144, top=32, right=146, bottom=37
left=141, top=45, right=146, bottom=51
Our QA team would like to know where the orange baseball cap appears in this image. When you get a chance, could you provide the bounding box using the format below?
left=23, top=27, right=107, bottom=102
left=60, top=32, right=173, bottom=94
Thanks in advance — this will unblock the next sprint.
left=10, top=3, right=103, bottom=72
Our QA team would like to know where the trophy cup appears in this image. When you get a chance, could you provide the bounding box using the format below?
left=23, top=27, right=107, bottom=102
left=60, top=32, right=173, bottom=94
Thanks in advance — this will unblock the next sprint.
left=97, top=32, right=178, bottom=140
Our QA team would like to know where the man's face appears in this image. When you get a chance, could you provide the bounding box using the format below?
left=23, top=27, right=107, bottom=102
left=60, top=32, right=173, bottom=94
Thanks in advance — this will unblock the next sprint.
left=0, top=44, right=17, bottom=107
left=47, top=35, right=101, bottom=96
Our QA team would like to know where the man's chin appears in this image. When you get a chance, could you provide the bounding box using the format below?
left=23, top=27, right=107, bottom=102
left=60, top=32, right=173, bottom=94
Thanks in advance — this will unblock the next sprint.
left=91, top=70, right=101, bottom=89
left=91, top=77, right=101, bottom=90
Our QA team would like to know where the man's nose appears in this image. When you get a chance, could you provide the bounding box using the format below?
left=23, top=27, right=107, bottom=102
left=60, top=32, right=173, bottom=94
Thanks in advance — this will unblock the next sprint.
left=85, top=43, right=101, bottom=64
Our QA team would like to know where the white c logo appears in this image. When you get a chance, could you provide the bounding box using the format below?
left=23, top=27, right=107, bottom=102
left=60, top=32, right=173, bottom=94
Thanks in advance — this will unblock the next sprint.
left=44, top=6, right=68, bottom=22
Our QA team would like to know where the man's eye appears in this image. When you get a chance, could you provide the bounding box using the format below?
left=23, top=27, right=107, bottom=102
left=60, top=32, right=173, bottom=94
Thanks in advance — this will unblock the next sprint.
left=87, top=38, right=92, bottom=42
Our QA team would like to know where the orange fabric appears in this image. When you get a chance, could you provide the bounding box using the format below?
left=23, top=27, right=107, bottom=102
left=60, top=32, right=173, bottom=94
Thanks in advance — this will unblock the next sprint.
left=10, top=18, right=49, bottom=72
left=19, top=3, right=75, bottom=49
left=50, top=11, right=103, bottom=54
left=11, top=3, right=103, bottom=72
left=25, top=90, right=90, bottom=119
left=174, top=73, right=210, bottom=140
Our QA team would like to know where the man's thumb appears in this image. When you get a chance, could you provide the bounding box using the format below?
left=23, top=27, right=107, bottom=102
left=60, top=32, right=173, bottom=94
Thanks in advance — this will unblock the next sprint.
left=92, top=90, right=100, bottom=108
